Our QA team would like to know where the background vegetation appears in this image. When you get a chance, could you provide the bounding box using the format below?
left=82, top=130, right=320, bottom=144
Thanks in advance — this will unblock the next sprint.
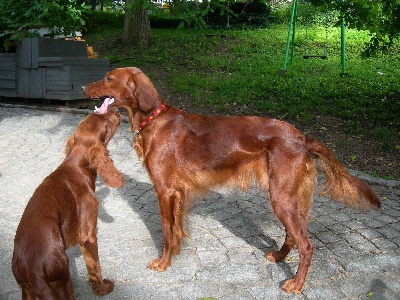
left=0, top=1, right=399, bottom=179
left=83, top=5, right=399, bottom=179
left=85, top=10, right=399, bottom=127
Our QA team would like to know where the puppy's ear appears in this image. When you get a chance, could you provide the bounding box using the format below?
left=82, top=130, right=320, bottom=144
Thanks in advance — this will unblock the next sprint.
left=65, top=136, right=75, bottom=155
left=89, top=144, right=124, bottom=188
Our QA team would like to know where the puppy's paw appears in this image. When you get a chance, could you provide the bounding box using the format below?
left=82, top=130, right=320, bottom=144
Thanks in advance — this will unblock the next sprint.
left=91, top=279, right=114, bottom=296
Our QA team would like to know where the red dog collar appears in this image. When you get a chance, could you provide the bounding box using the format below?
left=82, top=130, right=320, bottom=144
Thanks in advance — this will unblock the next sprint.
left=135, top=104, right=167, bottom=135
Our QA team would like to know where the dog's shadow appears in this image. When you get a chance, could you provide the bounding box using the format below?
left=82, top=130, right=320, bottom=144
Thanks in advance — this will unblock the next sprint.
left=118, top=175, right=296, bottom=283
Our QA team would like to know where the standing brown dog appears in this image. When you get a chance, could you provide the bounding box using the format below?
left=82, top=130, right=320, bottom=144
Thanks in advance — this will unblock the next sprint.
left=12, top=108, right=124, bottom=299
left=82, top=67, right=381, bottom=294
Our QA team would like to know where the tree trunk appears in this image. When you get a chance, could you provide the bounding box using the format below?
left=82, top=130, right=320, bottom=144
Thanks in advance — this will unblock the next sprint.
left=122, top=0, right=151, bottom=46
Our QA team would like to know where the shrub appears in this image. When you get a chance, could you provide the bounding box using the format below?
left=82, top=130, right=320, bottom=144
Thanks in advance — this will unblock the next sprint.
left=84, top=10, right=124, bottom=32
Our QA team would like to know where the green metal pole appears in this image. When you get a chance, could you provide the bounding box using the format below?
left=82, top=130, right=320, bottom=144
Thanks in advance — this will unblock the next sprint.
left=290, top=0, right=298, bottom=63
left=340, top=0, right=346, bottom=75
left=280, top=0, right=298, bottom=72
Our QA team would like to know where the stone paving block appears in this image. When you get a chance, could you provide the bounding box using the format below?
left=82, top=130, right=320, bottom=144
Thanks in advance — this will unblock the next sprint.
left=361, top=217, right=387, bottom=229
left=325, top=240, right=360, bottom=258
left=247, top=284, right=301, bottom=300
left=196, top=263, right=269, bottom=284
left=1, top=105, right=399, bottom=299
left=356, top=227, right=384, bottom=239
left=302, top=283, right=345, bottom=300
left=333, top=275, right=400, bottom=300
left=371, top=237, right=398, bottom=250
left=376, top=226, right=400, bottom=239
left=313, top=231, right=342, bottom=244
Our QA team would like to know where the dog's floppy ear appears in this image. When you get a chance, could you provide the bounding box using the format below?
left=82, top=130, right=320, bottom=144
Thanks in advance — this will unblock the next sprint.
left=130, top=71, right=163, bottom=113
left=89, top=144, right=124, bottom=188
left=65, top=136, right=75, bottom=155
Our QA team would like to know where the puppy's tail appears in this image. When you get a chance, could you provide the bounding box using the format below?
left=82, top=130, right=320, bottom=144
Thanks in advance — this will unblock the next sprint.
left=306, top=136, right=381, bottom=210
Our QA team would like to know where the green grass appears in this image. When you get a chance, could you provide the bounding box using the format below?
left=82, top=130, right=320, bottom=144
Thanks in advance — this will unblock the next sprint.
left=85, top=24, right=399, bottom=137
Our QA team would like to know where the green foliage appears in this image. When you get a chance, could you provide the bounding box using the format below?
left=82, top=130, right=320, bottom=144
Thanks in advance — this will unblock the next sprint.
left=84, top=11, right=124, bottom=32
left=310, top=0, right=400, bottom=56
left=372, top=127, right=397, bottom=151
left=0, top=0, right=89, bottom=50
left=85, top=25, right=399, bottom=132
left=125, top=0, right=158, bottom=13
left=171, top=1, right=209, bottom=30
left=165, top=0, right=272, bottom=29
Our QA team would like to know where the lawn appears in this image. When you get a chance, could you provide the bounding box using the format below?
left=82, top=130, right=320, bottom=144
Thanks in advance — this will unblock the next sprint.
left=84, top=24, right=400, bottom=179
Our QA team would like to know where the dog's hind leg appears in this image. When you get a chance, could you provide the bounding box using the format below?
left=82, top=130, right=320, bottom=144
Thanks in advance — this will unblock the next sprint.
left=20, top=284, right=36, bottom=300
left=264, top=141, right=317, bottom=294
left=49, top=279, right=75, bottom=300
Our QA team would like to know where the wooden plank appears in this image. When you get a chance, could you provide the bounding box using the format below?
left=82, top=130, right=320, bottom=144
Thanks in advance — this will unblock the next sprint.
left=36, top=38, right=87, bottom=57
left=17, top=69, right=30, bottom=97
left=38, top=57, right=110, bottom=68
left=17, top=39, right=33, bottom=69
left=0, top=72, right=16, bottom=80
left=31, top=38, right=39, bottom=68
left=0, top=53, right=17, bottom=62
left=0, top=53, right=17, bottom=97
left=42, top=64, right=110, bottom=100
left=29, top=68, right=44, bottom=98
left=0, top=63, right=17, bottom=71
left=0, top=80, right=16, bottom=89
left=0, top=89, right=17, bottom=97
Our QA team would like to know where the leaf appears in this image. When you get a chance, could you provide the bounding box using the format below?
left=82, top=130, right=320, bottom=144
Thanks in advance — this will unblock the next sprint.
left=367, top=291, right=374, bottom=298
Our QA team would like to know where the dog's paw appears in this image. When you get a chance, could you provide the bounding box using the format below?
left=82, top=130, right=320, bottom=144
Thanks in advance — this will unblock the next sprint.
left=147, top=258, right=169, bottom=272
left=91, top=279, right=114, bottom=296
left=281, top=278, right=302, bottom=294
left=264, top=250, right=286, bottom=263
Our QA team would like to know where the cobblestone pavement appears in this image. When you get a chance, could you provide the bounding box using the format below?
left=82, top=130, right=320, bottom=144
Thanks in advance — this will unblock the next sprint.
left=0, top=104, right=399, bottom=300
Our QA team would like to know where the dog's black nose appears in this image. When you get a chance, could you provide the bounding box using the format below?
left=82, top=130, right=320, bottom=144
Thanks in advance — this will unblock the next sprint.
left=81, top=86, right=86, bottom=91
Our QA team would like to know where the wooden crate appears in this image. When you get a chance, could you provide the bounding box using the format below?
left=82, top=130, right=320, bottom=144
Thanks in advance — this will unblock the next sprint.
left=43, top=58, right=111, bottom=100
left=0, top=38, right=111, bottom=101
left=0, top=53, right=17, bottom=97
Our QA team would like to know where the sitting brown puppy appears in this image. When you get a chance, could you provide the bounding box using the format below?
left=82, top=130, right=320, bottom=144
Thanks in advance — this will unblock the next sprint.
left=12, top=108, right=124, bottom=299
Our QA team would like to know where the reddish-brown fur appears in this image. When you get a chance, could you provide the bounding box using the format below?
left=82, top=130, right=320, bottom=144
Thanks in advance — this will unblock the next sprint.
left=12, top=109, right=124, bottom=299
left=82, top=67, right=381, bottom=294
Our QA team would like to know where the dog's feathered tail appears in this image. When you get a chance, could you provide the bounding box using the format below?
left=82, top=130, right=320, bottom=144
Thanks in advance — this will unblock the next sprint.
left=306, top=136, right=381, bottom=210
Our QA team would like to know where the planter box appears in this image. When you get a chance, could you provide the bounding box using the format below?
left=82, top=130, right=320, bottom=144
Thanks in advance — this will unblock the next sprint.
left=0, top=38, right=111, bottom=101
left=0, top=53, right=17, bottom=97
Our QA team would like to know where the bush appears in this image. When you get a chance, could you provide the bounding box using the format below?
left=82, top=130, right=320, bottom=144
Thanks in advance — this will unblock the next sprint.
left=84, top=10, right=124, bottom=32
left=231, top=1, right=271, bottom=15
left=202, top=0, right=272, bottom=27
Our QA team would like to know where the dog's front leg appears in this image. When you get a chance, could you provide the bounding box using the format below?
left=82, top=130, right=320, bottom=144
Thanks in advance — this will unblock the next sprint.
left=148, top=188, right=186, bottom=271
left=80, top=240, right=114, bottom=296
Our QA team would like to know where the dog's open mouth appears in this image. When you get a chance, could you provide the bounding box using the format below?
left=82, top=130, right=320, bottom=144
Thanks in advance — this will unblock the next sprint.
left=94, top=97, right=115, bottom=114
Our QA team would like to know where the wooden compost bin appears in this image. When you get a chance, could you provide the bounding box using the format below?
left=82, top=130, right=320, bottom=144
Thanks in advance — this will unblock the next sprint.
left=0, top=38, right=111, bottom=101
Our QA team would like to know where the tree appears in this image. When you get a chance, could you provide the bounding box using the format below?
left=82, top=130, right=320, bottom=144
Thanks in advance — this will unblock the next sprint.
left=0, top=0, right=89, bottom=50
left=122, top=0, right=153, bottom=46
left=311, top=0, right=400, bottom=56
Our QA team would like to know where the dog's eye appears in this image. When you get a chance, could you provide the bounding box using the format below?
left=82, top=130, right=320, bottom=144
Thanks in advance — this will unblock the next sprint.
left=105, top=76, right=113, bottom=82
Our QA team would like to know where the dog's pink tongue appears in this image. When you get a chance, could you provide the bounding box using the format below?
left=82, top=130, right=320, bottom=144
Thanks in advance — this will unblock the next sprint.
left=94, top=97, right=114, bottom=114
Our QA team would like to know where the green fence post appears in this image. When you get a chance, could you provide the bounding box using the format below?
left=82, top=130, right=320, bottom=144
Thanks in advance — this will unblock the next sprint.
left=279, top=0, right=298, bottom=74
left=340, top=0, right=347, bottom=75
